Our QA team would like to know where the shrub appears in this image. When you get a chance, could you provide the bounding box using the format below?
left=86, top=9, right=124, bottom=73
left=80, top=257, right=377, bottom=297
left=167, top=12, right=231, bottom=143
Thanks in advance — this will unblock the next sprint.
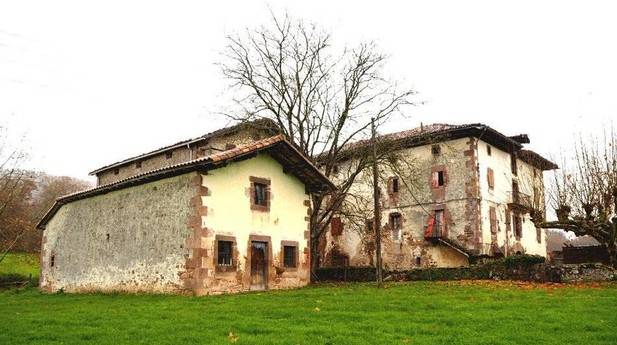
left=503, top=254, right=545, bottom=269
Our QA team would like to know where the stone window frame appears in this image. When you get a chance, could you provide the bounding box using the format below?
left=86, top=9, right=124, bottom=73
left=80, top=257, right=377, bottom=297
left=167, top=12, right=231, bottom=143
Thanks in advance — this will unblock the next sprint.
left=429, top=204, right=448, bottom=238
left=249, top=176, right=271, bottom=212
left=387, top=176, right=400, bottom=195
left=280, top=240, right=299, bottom=271
left=430, top=166, right=448, bottom=189
left=388, top=212, right=403, bottom=241
left=214, top=235, right=238, bottom=273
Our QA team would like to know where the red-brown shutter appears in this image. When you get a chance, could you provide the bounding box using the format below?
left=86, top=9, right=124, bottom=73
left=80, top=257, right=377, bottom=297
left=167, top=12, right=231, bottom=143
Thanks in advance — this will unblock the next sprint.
left=331, top=217, right=343, bottom=236
left=424, top=216, right=435, bottom=239
left=489, top=206, right=497, bottom=233
left=487, top=168, right=495, bottom=189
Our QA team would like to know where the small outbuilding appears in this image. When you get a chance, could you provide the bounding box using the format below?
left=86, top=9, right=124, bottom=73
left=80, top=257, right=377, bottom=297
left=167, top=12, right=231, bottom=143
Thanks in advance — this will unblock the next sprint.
left=37, top=134, right=333, bottom=295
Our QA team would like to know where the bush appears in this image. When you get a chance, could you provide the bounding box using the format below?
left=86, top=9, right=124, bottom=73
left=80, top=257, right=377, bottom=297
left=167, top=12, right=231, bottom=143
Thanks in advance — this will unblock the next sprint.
left=503, top=254, right=545, bottom=269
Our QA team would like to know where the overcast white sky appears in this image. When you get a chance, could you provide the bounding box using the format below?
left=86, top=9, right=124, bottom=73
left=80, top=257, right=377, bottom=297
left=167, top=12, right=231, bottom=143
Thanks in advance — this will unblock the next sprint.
left=1, top=1, right=615, bottom=181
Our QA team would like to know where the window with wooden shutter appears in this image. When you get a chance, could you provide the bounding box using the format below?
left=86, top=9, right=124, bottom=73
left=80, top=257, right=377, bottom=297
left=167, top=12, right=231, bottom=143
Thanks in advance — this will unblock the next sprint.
left=330, top=217, right=343, bottom=236
left=424, top=216, right=435, bottom=239
left=250, top=176, right=271, bottom=212
left=432, top=171, right=445, bottom=188
left=389, top=213, right=402, bottom=241
left=487, top=168, right=495, bottom=190
left=489, top=206, right=497, bottom=233
left=513, top=212, right=523, bottom=238
left=391, top=176, right=399, bottom=193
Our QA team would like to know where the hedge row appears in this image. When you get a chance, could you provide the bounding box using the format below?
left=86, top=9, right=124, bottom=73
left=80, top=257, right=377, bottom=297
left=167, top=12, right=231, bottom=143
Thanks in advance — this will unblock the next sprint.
left=315, top=254, right=547, bottom=282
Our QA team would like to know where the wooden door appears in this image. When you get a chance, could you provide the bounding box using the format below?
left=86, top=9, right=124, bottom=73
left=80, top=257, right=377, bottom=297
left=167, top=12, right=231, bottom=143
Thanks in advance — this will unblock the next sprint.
left=250, top=241, right=267, bottom=290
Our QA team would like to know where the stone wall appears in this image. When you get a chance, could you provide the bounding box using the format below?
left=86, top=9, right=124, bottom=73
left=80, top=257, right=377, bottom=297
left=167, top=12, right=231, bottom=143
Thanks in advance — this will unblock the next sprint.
left=322, top=134, right=551, bottom=271
left=40, top=173, right=196, bottom=293
left=323, top=137, right=477, bottom=269
left=41, top=152, right=311, bottom=295
left=315, top=262, right=616, bottom=283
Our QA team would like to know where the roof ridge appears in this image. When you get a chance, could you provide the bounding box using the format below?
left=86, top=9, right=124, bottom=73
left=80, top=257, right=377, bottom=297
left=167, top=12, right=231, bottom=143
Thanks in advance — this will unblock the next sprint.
left=88, top=119, right=278, bottom=175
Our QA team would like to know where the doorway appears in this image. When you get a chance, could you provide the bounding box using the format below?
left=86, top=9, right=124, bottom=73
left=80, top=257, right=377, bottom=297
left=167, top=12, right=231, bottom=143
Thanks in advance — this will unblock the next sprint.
left=250, top=241, right=268, bottom=290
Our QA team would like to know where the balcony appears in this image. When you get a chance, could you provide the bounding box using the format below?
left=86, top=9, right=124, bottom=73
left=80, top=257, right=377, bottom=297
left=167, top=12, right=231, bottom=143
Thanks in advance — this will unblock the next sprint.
left=508, top=190, right=532, bottom=211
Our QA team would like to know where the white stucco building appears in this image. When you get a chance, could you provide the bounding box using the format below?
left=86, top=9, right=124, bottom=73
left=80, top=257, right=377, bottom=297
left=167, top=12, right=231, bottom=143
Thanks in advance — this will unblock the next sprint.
left=321, top=123, right=557, bottom=269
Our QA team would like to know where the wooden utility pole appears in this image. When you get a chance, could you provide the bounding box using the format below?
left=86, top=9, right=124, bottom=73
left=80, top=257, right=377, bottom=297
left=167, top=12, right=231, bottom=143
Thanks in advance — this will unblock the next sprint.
left=371, top=118, right=383, bottom=287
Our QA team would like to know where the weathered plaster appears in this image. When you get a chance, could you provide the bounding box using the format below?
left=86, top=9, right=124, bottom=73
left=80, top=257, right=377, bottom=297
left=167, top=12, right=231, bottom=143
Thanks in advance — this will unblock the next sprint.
left=40, top=173, right=196, bottom=293
left=41, top=152, right=311, bottom=295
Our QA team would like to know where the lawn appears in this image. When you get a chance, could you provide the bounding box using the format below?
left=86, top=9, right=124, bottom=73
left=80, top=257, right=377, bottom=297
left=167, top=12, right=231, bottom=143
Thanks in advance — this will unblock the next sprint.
left=0, top=252, right=39, bottom=279
left=1, top=254, right=616, bottom=345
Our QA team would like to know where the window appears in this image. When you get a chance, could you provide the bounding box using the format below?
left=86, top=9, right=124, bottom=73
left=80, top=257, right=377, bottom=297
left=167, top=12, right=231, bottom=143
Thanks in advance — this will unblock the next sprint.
left=106, top=233, right=110, bottom=241
left=415, top=257, right=421, bottom=266
left=331, top=217, right=343, bottom=236
left=283, top=245, right=297, bottom=268
left=113, top=168, right=119, bottom=175
left=431, top=145, right=441, bottom=156
left=166, top=151, right=173, bottom=159
left=511, top=153, right=518, bottom=175
left=513, top=212, right=523, bottom=238
left=512, top=181, right=520, bottom=204
left=487, top=168, right=495, bottom=190
left=50, top=255, right=55, bottom=267
left=489, top=207, right=497, bottom=233
left=432, top=171, right=445, bottom=187
left=254, top=183, right=267, bottom=206
left=250, top=177, right=271, bottom=211
left=217, top=241, right=233, bottom=266
left=389, top=176, right=399, bottom=194
left=434, top=210, right=444, bottom=237
left=389, top=213, right=402, bottom=241
left=135, top=161, right=142, bottom=169
left=487, top=145, right=492, bottom=156
left=365, top=218, right=374, bottom=232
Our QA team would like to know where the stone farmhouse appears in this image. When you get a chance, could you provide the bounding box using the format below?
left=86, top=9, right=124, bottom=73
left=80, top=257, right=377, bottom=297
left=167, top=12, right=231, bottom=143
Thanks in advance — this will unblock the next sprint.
left=321, top=123, right=557, bottom=269
left=37, top=120, right=556, bottom=294
left=37, top=122, right=334, bottom=295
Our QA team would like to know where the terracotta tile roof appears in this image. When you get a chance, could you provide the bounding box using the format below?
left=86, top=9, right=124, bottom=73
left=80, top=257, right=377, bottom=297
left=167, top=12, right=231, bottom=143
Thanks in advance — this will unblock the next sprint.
left=89, top=118, right=278, bottom=175
left=329, top=122, right=556, bottom=170
left=37, top=134, right=333, bottom=230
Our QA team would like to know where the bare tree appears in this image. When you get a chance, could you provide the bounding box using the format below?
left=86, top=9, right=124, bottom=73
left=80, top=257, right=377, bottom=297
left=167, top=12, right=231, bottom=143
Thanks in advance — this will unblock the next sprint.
left=219, top=12, right=417, bottom=274
left=535, top=127, right=617, bottom=266
left=0, top=126, right=30, bottom=263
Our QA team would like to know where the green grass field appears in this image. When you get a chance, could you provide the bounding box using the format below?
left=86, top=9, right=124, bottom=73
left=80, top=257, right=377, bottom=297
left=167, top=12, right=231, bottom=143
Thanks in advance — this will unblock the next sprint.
left=1, top=254, right=616, bottom=344
left=0, top=252, right=39, bottom=279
